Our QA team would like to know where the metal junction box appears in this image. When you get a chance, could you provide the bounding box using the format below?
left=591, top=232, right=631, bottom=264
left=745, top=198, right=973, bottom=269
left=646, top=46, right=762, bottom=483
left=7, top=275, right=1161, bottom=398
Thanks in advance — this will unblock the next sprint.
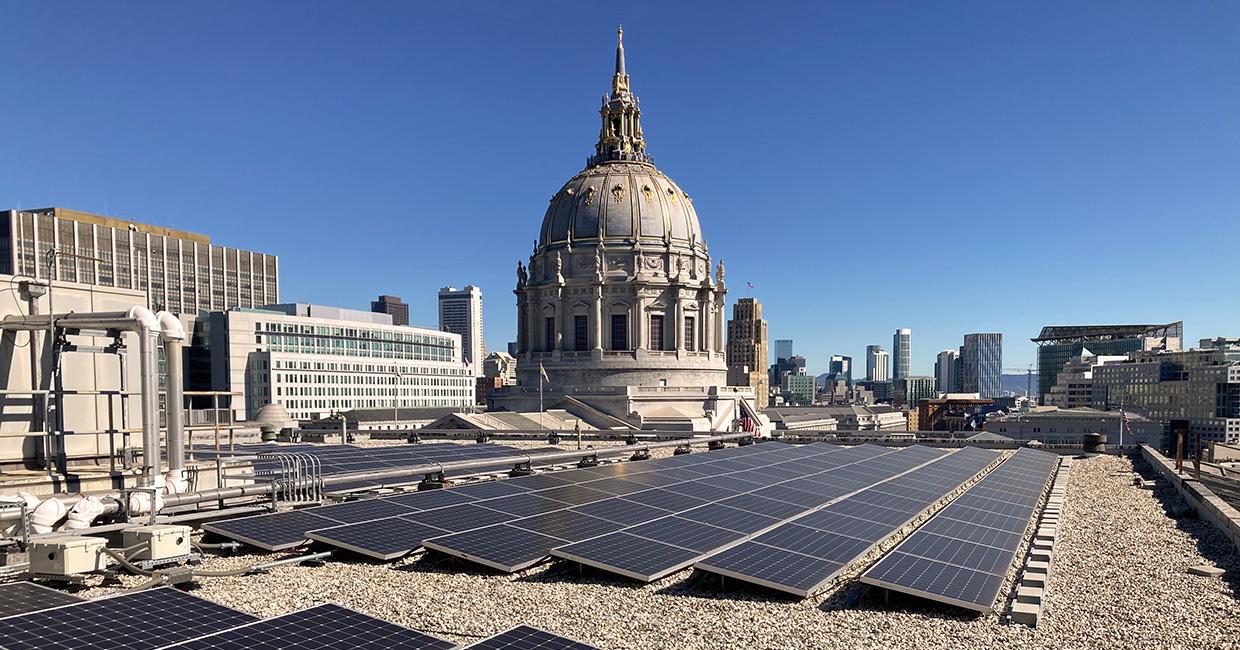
left=122, top=525, right=192, bottom=561
left=29, top=536, right=107, bottom=576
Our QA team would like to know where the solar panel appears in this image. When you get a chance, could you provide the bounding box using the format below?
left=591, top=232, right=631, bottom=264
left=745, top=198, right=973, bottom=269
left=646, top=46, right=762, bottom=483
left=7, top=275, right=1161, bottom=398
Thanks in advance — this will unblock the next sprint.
left=306, top=516, right=450, bottom=560
left=463, top=625, right=600, bottom=650
left=860, top=447, right=1059, bottom=611
left=423, top=524, right=568, bottom=572
left=0, top=582, right=82, bottom=618
left=161, top=603, right=454, bottom=650
left=203, top=509, right=347, bottom=550
left=0, top=587, right=257, bottom=650
left=695, top=446, right=1001, bottom=597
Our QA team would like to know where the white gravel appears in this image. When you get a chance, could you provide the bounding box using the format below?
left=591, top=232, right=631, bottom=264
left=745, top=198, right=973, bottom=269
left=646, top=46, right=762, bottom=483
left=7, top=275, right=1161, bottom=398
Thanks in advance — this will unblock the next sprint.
left=73, top=454, right=1240, bottom=649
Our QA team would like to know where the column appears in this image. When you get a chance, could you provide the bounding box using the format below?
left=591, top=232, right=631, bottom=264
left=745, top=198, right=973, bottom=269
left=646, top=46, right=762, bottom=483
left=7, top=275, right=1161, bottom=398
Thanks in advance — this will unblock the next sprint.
left=703, top=296, right=714, bottom=354
left=634, top=297, right=645, bottom=351
left=515, top=297, right=526, bottom=353
left=592, top=289, right=603, bottom=351
left=674, top=297, right=686, bottom=353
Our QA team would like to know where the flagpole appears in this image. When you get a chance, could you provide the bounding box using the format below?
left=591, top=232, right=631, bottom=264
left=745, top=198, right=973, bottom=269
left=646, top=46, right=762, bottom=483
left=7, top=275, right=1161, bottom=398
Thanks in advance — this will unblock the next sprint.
left=539, top=363, right=544, bottom=431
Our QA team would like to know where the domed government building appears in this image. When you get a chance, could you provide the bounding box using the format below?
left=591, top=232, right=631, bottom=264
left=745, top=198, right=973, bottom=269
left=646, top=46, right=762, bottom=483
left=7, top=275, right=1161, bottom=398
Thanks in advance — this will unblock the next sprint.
left=490, top=28, right=768, bottom=433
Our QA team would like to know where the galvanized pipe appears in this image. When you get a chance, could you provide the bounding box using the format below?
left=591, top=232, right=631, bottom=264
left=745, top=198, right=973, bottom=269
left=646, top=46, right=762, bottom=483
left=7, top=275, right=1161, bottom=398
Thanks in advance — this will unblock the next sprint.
left=164, top=340, right=185, bottom=471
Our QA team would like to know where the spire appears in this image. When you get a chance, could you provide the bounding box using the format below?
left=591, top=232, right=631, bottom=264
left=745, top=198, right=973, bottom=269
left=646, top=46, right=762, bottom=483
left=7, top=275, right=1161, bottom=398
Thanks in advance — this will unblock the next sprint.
left=591, top=24, right=651, bottom=167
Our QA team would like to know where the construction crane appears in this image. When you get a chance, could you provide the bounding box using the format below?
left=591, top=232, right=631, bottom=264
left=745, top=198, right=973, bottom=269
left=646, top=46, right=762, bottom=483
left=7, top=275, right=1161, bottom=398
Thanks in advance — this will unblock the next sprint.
left=1002, top=364, right=1035, bottom=399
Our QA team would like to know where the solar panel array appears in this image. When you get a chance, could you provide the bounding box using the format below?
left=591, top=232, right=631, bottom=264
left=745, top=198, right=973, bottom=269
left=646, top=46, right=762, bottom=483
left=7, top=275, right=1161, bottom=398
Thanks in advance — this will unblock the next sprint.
left=860, top=447, right=1059, bottom=611
left=0, top=581, right=83, bottom=618
left=421, top=443, right=888, bottom=572
left=208, top=442, right=797, bottom=554
left=191, top=442, right=534, bottom=489
left=462, top=625, right=600, bottom=650
left=695, top=446, right=1001, bottom=597
left=0, top=587, right=258, bottom=650
left=159, top=603, right=456, bottom=650
left=549, top=445, right=945, bottom=581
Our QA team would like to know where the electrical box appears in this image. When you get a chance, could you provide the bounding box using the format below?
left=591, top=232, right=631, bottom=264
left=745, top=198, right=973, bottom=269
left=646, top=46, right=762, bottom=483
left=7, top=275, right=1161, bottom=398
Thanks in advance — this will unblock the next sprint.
left=29, top=536, right=107, bottom=576
left=122, top=525, right=192, bottom=561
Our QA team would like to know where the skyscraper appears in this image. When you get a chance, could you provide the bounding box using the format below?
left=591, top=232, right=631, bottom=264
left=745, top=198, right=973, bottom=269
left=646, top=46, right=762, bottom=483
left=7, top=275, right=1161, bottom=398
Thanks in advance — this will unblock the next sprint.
left=866, top=345, right=889, bottom=382
left=774, top=339, right=793, bottom=362
left=961, top=333, right=1003, bottom=398
left=893, top=328, right=911, bottom=380
left=726, top=297, right=770, bottom=404
left=829, top=355, right=852, bottom=385
left=438, top=285, right=484, bottom=376
left=935, top=349, right=960, bottom=393
left=371, top=294, right=409, bottom=326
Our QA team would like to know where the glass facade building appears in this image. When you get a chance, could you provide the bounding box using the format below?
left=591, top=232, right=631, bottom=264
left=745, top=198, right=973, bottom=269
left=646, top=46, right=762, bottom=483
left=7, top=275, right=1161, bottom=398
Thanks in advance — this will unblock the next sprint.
left=961, top=333, right=1003, bottom=398
left=893, top=329, right=911, bottom=380
left=1032, top=323, right=1183, bottom=402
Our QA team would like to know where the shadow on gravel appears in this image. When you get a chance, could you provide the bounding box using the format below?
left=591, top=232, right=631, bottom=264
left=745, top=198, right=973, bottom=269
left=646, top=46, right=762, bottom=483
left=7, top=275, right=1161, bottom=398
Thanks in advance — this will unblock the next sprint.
left=1130, top=455, right=1240, bottom=598
left=842, top=583, right=987, bottom=622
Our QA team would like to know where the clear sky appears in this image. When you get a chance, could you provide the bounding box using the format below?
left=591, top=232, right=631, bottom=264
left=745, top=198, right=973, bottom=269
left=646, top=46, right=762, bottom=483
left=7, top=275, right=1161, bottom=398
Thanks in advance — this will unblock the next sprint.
left=1, top=2, right=1236, bottom=376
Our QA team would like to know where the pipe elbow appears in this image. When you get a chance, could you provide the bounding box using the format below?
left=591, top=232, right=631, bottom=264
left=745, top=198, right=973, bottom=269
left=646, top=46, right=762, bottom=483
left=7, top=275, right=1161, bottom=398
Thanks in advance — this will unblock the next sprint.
left=126, top=305, right=159, bottom=332
left=155, top=311, right=186, bottom=342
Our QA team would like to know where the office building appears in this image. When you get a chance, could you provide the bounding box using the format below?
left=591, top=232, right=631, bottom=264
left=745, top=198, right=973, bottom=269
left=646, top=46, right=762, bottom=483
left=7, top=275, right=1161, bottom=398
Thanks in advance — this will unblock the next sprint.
left=371, top=294, right=409, bottom=326
left=774, top=339, right=794, bottom=362
left=726, top=297, right=770, bottom=405
left=829, top=355, right=852, bottom=385
left=893, top=375, right=935, bottom=409
left=961, top=333, right=1003, bottom=398
left=866, top=345, right=889, bottom=382
left=935, top=349, right=960, bottom=393
left=1032, top=323, right=1182, bottom=402
left=1091, top=344, right=1240, bottom=446
left=1042, top=349, right=1126, bottom=409
left=770, top=355, right=807, bottom=392
left=893, top=328, right=911, bottom=380
left=190, top=303, right=473, bottom=422
left=438, top=285, right=484, bottom=376
left=1, top=206, right=278, bottom=314
left=782, top=372, right=816, bottom=406
left=918, top=394, right=995, bottom=433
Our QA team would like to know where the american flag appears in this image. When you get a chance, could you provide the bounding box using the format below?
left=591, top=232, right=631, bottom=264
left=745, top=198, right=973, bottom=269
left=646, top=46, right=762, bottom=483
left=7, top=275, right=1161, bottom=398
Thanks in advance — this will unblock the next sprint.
left=1120, top=407, right=1134, bottom=440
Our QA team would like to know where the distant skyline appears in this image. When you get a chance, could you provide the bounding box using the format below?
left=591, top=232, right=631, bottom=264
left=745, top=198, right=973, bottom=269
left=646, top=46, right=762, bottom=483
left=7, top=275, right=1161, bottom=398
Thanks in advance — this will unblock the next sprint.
left=2, top=2, right=1237, bottom=376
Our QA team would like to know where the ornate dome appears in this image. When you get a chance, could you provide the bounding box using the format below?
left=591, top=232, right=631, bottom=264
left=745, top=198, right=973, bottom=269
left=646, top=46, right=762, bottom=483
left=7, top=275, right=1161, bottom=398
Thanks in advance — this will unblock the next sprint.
left=539, top=161, right=704, bottom=250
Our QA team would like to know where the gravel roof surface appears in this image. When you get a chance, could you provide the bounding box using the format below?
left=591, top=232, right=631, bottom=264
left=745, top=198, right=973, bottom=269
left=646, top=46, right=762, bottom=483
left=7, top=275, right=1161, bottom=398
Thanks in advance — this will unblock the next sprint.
left=74, top=454, right=1240, bottom=649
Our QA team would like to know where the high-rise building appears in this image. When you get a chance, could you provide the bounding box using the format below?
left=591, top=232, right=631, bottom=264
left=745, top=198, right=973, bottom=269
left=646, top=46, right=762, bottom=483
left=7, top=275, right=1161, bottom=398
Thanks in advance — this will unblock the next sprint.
left=1032, top=323, right=1182, bottom=403
left=961, top=333, right=1003, bottom=398
left=935, top=349, right=960, bottom=393
left=893, top=328, right=911, bottom=380
left=829, top=355, right=852, bottom=385
left=438, top=285, right=484, bottom=376
left=781, top=371, right=816, bottom=405
left=866, top=345, right=889, bottom=382
left=371, top=294, right=409, bottom=326
left=893, top=375, right=936, bottom=409
left=774, top=339, right=794, bottom=362
left=1, top=207, right=278, bottom=313
left=726, top=297, right=770, bottom=404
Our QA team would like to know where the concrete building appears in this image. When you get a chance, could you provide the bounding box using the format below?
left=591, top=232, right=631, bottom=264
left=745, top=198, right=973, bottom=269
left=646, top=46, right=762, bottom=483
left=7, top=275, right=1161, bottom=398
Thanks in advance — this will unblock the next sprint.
left=986, top=407, right=1162, bottom=447
left=1091, top=344, right=1240, bottom=446
left=893, top=328, right=911, bottom=380
left=483, top=351, right=518, bottom=387
left=782, top=372, right=816, bottom=406
left=893, top=375, right=935, bottom=408
left=1032, top=322, right=1182, bottom=403
left=189, top=303, right=473, bottom=422
left=438, top=285, right=484, bottom=376
left=829, top=355, right=852, bottom=385
left=935, top=349, right=960, bottom=393
left=726, top=297, right=770, bottom=405
left=371, top=295, right=409, bottom=327
left=774, top=339, right=793, bottom=363
left=1, top=207, right=278, bottom=314
left=819, top=405, right=907, bottom=431
left=770, top=355, right=807, bottom=394
left=961, top=333, right=1003, bottom=398
left=866, top=345, right=889, bottom=382
left=1042, top=349, right=1126, bottom=409
left=492, top=29, right=766, bottom=433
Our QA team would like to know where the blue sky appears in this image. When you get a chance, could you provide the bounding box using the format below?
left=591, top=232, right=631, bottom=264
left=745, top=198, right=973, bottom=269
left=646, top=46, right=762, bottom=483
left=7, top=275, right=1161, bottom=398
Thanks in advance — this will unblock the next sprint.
left=1, top=2, right=1236, bottom=375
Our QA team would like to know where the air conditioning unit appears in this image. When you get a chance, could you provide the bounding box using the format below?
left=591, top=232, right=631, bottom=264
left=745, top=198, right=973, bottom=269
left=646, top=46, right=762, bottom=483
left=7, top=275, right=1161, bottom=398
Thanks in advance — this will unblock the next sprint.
left=29, top=536, right=107, bottom=576
left=122, top=525, right=192, bottom=561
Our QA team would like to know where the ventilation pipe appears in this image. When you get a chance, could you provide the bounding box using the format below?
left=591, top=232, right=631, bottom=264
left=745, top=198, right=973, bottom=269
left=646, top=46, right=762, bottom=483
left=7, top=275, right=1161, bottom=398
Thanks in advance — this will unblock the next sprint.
left=157, top=311, right=189, bottom=495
